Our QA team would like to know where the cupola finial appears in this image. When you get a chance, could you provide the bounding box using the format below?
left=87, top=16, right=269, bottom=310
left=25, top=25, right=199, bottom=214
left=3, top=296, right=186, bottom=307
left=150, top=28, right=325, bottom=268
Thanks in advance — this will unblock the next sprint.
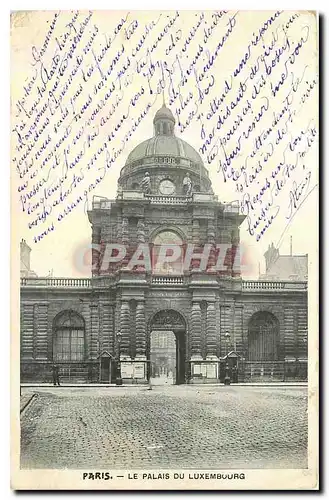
left=153, top=102, right=175, bottom=136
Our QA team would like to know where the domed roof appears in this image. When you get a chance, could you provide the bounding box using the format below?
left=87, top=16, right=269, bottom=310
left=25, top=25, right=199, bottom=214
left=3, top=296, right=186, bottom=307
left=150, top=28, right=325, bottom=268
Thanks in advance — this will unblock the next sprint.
left=126, top=135, right=203, bottom=165
left=119, top=103, right=212, bottom=194
left=125, top=103, right=203, bottom=167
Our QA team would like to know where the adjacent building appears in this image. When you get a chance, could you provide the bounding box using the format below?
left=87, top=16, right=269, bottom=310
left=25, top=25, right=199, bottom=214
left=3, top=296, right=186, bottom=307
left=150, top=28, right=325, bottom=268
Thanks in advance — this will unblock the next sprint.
left=20, top=239, right=37, bottom=279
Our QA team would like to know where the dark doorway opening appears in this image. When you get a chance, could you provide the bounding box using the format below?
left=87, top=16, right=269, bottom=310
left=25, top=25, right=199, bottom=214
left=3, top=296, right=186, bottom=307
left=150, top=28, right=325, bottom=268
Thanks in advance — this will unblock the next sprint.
left=98, top=352, right=115, bottom=383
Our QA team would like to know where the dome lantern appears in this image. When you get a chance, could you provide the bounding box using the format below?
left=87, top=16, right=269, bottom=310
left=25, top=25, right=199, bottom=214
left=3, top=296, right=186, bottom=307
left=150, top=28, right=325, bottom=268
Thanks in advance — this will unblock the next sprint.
left=153, top=104, right=175, bottom=136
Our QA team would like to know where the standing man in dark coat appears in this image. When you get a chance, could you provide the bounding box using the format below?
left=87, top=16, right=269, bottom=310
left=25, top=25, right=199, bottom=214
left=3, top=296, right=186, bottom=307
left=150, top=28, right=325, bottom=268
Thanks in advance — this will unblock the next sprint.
left=52, top=362, right=60, bottom=386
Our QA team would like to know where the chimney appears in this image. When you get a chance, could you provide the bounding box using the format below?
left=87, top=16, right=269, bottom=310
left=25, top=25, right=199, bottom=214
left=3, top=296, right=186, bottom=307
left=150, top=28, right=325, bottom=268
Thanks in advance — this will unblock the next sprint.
left=290, top=236, right=292, bottom=256
left=20, top=239, right=32, bottom=272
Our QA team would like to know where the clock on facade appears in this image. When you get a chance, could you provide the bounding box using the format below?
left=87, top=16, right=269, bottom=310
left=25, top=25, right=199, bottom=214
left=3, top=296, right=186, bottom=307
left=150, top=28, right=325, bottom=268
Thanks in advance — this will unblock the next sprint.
left=159, top=179, right=176, bottom=195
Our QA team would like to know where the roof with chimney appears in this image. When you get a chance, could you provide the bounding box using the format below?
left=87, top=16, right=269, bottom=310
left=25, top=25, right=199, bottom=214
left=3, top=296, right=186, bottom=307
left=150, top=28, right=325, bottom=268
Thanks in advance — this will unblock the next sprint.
left=20, top=239, right=37, bottom=278
left=260, top=241, right=308, bottom=281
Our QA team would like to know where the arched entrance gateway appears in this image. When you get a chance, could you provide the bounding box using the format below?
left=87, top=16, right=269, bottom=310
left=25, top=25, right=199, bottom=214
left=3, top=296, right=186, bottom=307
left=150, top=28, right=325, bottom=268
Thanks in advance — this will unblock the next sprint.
left=148, top=310, right=187, bottom=385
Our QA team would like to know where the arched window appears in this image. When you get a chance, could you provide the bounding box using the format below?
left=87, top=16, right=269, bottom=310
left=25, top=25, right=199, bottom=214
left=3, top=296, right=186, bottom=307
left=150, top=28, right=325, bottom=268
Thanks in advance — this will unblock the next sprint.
left=152, top=230, right=183, bottom=275
left=153, top=231, right=183, bottom=246
left=53, top=310, right=85, bottom=362
left=248, top=311, right=279, bottom=361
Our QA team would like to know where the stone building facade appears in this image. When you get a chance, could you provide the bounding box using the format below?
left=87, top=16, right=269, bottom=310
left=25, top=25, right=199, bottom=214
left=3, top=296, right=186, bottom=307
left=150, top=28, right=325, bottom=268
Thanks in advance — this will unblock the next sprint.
left=20, top=105, right=308, bottom=384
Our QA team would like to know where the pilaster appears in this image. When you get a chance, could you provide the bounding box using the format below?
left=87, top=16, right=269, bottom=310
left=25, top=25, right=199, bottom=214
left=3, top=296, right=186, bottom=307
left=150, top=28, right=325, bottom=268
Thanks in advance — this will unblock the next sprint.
left=190, top=301, right=202, bottom=359
left=206, top=301, right=217, bottom=357
left=135, top=300, right=146, bottom=356
left=120, top=300, right=131, bottom=355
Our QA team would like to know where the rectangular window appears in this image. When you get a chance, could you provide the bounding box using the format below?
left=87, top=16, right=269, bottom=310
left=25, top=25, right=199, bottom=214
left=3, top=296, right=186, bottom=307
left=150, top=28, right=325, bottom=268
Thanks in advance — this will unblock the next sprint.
left=54, top=329, right=84, bottom=361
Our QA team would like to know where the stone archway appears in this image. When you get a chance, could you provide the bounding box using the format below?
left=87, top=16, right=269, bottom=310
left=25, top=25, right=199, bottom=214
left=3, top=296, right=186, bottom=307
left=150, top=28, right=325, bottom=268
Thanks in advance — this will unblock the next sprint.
left=248, top=311, right=280, bottom=361
left=148, top=309, right=187, bottom=385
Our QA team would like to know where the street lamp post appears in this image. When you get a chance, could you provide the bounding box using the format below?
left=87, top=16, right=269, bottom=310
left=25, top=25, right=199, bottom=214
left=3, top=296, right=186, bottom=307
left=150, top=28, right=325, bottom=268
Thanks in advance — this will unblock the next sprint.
left=147, top=359, right=153, bottom=391
left=224, top=331, right=231, bottom=385
left=115, top=331, right=123, bottom=386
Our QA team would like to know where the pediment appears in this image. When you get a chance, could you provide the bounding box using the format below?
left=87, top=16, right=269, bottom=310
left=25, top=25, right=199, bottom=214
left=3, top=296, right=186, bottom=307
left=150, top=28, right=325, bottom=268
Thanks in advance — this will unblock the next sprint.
left=98, top=350, right=114, bottom=359
left=225, top=350, right=240, bottom=359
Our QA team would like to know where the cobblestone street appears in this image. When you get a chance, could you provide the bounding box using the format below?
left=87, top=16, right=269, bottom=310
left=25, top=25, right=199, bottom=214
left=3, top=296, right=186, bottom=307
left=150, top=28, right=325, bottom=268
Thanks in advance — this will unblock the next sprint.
left=20, top=386, right=308, bottom=470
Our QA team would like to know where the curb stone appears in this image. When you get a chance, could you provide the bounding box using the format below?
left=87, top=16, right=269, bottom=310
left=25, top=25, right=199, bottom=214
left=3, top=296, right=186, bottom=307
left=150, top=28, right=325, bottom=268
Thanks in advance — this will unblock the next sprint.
left=20, top=393, right=38, bottom=414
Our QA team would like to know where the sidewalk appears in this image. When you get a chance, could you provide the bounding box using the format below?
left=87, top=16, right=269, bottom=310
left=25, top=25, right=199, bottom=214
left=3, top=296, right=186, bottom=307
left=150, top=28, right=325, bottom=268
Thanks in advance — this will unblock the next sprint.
left=20, top=382, right=308, bottom=388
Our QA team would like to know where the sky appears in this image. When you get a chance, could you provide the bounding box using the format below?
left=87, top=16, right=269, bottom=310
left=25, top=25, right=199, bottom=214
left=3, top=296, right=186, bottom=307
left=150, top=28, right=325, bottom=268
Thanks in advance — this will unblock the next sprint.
left=11, top=10, right=318, bottom=279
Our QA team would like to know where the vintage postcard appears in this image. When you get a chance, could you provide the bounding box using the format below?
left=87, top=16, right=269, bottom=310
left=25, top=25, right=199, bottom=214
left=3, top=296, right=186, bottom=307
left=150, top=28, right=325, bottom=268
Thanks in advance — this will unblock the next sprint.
left=11, top=9, right=319, bottom=490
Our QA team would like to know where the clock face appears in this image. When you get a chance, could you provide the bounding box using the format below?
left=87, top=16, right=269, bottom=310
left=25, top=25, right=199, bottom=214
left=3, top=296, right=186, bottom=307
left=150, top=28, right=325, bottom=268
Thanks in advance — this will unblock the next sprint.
left=159, top=179, right=175, bottom=195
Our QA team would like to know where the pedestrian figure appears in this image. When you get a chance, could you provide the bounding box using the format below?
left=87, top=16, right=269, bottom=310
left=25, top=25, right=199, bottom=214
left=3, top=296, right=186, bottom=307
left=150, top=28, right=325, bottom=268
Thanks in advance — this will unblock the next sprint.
left=147, top=361, right=153, bottom=390
left=52, top=362, right=60, bottom=386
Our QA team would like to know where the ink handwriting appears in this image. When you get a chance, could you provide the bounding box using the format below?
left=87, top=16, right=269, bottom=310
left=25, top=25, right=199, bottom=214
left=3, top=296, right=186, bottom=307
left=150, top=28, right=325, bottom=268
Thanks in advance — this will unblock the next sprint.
left=12, top=10, right=318, bottom=249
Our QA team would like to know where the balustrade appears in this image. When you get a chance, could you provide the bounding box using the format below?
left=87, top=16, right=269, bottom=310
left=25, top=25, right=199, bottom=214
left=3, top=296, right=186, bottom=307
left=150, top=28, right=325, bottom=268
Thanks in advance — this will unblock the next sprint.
left=145, top=194, right=191, bottom=205
left=20, top=277, right=91, bottom=287
left=242, top=281, right=307, bottom=290
left=151, top=276, right=184, bottom=285
left=20, top=277, right=307, bottom=291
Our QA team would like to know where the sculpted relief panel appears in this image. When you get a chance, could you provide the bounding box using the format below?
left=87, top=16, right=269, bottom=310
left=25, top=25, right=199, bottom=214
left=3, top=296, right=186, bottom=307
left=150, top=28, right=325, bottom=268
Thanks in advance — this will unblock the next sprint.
left=151, top=310, right=186, bottom=329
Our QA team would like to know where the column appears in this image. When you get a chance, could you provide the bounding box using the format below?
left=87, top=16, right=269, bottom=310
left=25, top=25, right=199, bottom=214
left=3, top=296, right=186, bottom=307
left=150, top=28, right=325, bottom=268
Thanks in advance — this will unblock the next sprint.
left=129, top=301, right=137, bottom=358
left=191, top=219, right=201, bottom=271
left=36, top=304, right=48, bottom=359
left=190, top=301, right=202, bottom=358
left=116, top=211, right=123, bottom=241
left=284, top=307, right=295, bottom=359
left=98, top=303, right=104, bottom=353
left=120, top=300, right=130, bottom=355
left=101, top=303, right=110, bottom=352
left=234, top=305, right=243, bottom=354
left=192, top=219, right=200, bottom=244
left=137, top=219, right=146, bottom=243
left=220, top=304, right=231, bottom=357
left=206, top=302, right=217, bottom=356
left=89, top=303, right=99, bottom=359
left=135, top=300, right=146, bottom=356
left=207, top=219, right=216, bottom=269
left=108, top=305, right=115, bottom=355
left=122, top=217, right=129, bottom=244
left=122, top=217, right=129, bottom=266
left=33, top=304, right=38, bottom=359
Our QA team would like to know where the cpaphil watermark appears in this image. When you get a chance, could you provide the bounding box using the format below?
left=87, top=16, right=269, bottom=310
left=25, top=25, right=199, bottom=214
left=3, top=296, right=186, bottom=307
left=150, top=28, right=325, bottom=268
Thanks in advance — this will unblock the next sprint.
left=72, top=240, right=256, bottom=276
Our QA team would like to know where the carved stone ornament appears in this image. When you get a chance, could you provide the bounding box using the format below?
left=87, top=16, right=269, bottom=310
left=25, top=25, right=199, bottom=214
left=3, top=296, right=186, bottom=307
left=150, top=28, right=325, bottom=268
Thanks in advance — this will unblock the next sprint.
left=140, top=171, right=151, bottom=194
left=137, top=219, right=146, bottom=242
left=151, top=309, right=185, bottom=328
